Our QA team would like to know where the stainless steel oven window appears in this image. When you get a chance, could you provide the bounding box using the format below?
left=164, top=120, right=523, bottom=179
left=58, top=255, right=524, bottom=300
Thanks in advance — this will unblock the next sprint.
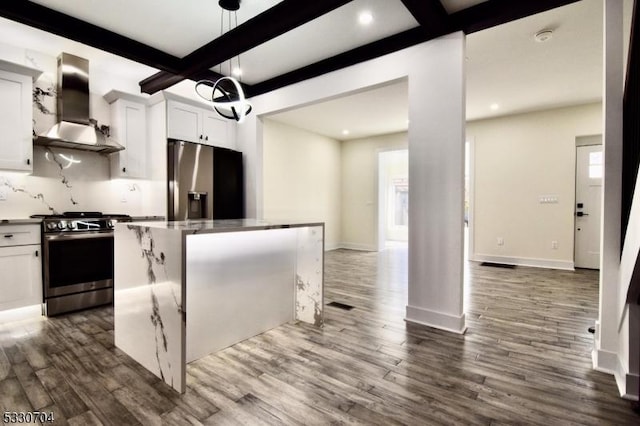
left=43, top=232, right=113, bottom=295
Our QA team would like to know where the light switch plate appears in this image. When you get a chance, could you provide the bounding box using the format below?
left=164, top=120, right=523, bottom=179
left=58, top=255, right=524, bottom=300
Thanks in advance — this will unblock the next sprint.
left=539, top=195, right=559, bottom=204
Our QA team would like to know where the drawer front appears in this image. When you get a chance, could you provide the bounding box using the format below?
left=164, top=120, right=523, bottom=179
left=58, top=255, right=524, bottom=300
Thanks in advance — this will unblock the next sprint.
left=0, top=224, right=40, bottom=247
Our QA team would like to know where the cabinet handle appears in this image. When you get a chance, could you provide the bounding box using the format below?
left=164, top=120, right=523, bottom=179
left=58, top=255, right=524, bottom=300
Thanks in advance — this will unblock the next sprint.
left=122, top=167, right=126, bottom=173
left=199, top=134, right=203, bottom=140
left=26, top=159, right=31, bottom=165
left=35, top=250, right=39, bottom=257
left=3, top=234, right=13, bottom=238
left=205, top=136, right=209, bottom=141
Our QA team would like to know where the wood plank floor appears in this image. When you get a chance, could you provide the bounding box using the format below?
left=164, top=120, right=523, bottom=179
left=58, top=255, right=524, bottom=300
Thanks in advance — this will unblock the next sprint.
left=1, top=246, right=638, bottom=425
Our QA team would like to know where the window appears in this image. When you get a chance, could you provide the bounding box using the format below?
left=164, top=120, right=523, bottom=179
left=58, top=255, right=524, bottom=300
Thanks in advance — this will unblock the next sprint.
left=589, top=151, right=603, bottom=179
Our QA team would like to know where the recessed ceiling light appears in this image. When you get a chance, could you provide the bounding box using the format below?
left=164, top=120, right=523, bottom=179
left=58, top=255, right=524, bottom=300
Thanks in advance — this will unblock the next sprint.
left=232, top=67, right=243, bottom=77
left=490, top=103, right=500, bottom=111
left=359, top=11, right=373, bottom=26
left=342, top=129, right=350, bottom=136
left=534, top=29, right=553, bottom=43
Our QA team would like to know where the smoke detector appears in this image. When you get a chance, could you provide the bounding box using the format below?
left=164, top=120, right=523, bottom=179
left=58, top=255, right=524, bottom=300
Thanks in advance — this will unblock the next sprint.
left=534, top=29, right=554, bottom=43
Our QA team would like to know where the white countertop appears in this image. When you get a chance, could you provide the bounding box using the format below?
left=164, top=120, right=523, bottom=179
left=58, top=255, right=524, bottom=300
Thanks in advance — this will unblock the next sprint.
left=0, top=218, right=42, bottom=225
left=120, top=218, right=324, bottom=234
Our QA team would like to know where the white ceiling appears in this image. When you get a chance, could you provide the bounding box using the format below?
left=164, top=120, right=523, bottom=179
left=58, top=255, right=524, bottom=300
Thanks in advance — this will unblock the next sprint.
left=466, top=0, right=603, bottom=121
left=269, top=0, right=608, bottom=140
left=231, top=0, right=418, bottom=83
left=266, top=79, right=409, bottom=140
left=28, top=0, right=283, bottom=58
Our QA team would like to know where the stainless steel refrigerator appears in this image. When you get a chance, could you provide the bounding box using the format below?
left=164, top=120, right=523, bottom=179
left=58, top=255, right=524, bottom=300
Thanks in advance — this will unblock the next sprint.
left=167, top=139, right=244, bottom=220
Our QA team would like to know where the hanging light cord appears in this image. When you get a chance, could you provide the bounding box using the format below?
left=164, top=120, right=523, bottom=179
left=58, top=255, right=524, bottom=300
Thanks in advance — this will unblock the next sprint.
left=235, top=11, right=241, bottom=81
left=218, top=9, right=224, bottom=75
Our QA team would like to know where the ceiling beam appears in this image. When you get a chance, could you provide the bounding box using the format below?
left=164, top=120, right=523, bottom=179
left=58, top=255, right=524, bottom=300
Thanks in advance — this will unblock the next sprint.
left=452, top=0, right=582, bottom=35
left=248, top=0, right=582, bottom=98
left=400, top=0, right=451, bottom=35
left=247, top=27, right=436, bottom=98
left=0, top=0, right=182, bottom=74
left=140, top=0, right=354, bottom=94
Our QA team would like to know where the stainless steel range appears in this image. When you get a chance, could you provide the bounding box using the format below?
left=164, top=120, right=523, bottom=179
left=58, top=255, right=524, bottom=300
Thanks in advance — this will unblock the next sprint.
left=32, top=212, right=130, bottom=316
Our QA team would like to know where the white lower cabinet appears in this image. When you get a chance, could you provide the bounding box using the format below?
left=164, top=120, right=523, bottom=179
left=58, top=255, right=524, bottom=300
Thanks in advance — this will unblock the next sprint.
left=0, top=245, right=42, bottom=312
left=0, top=224, right=42, bottom=319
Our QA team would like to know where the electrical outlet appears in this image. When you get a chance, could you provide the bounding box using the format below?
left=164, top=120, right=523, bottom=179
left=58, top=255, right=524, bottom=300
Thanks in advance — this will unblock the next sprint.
left=120, top=192, right=127, bottom=203
left=0, top=189, right=6, bottom=201
left=551, top=240, right=558, bottom=249
left=497, top=237, right=504, bottom=246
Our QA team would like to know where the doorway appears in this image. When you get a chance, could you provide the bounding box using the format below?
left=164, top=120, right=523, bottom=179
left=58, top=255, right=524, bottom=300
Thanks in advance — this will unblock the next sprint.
left=377, top=149, right=409, bottom=250
left=574, top=142, right=603, bottom=269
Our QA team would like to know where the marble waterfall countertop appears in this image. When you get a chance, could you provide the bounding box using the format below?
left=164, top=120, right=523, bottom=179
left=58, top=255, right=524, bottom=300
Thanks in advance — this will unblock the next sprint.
left=114, top=219, right=324, bottom=393
left=127, top=218, right=325, bottom=234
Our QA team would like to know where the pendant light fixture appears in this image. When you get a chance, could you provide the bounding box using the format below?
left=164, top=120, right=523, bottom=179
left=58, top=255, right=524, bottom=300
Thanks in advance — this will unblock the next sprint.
left=195, top=0, right=252, bottom=123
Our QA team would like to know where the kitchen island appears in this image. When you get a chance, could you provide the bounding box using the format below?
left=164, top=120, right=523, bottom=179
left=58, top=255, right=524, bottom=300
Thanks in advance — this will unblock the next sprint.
left=114, top=219, right=324, bottom=393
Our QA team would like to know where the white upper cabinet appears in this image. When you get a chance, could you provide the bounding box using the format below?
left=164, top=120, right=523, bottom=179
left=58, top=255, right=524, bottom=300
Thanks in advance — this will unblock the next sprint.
left=202, top=109, right=232, bottom=148
left=167, top=99, right=234, bottom=149
left=105, top=91, right=148, bottom=179
left=167, top=100, right=201, bottom=143
left=0, top=68, right=38, bottom=173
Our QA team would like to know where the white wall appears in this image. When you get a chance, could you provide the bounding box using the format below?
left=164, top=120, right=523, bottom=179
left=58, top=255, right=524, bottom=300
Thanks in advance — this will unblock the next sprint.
left=262, top=119, right=342, bottom=249
left=341, top=133, right=407, bottom=250
left=467, top=103, right=603, bottom=270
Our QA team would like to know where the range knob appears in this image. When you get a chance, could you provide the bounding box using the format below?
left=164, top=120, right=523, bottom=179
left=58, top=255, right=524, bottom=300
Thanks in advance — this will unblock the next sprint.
left=46, top=222, right=57, bottom=231
left=57, top=221, right=66, bottom=230
left=107, top=220, right=115, bottom=229
left=67, top=221, right=76, bottom=230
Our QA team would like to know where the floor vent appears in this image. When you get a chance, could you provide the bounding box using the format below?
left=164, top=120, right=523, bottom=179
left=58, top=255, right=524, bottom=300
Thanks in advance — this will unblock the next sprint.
left=480, top=262, right=516, bottom=269
left=327, top=301, right=354, bottom=310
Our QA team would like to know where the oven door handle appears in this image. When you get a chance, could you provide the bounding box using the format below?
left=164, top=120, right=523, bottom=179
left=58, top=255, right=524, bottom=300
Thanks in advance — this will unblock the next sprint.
left=44, top=232, right=113, bottom=241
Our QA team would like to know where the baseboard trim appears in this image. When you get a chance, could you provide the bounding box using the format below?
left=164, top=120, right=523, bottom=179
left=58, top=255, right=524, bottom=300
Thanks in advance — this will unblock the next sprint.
left=0, top=304, right=42, bottom=324
left=405, top=305, right=467, bottom=334
left=615, top=354, right=640, bottom=401
left=473, top=254, right=575, bottom=271
left=592, top=347, right=640, bottom=401
left=338, top=242, right=378, bottom=252
left=592, top=347, right=618, bottom=373
left=324, top=243, right=340, bottom=251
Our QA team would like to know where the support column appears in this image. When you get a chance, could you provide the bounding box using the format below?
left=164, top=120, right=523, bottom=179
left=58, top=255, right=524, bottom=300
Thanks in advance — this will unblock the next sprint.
left=595, top=0, right=624, bottom=371
left=406, top=32, right=466, bottom=334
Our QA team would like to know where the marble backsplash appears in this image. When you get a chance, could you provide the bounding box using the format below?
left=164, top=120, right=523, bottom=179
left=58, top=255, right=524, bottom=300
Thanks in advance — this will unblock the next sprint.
left=0, top=146, right=164, bottom=218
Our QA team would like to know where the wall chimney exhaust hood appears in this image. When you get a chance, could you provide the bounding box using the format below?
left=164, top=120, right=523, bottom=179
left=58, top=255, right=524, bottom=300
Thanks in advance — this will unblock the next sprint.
left=34, top=53, right=124, bottom=154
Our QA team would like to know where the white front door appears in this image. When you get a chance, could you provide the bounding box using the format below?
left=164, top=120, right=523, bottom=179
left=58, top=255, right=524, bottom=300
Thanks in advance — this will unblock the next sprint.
left=574, top=145, right=603, bottom=269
